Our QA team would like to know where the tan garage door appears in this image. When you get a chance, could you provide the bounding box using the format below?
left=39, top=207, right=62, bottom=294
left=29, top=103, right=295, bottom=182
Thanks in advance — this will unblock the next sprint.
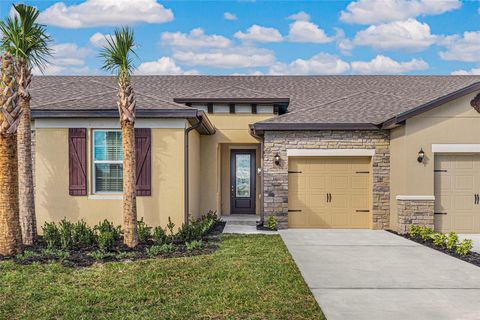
left=434, top=155, right=480, bottom=233
left=288, top=157, right=371, bottom=228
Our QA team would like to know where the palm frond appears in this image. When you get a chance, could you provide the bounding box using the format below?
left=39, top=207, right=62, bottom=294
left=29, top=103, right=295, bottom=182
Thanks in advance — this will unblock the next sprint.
left=99, top=27, right=137, bottom=79
left=0, top=4, right=52, bottom=71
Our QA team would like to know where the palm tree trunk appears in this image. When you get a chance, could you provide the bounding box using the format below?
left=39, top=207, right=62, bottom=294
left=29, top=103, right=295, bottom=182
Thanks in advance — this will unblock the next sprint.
left=16, top=61, right=36, bottom=245
left=122, top=121, right=138, bottom=247
left=0, top=54, right=22, bottom=255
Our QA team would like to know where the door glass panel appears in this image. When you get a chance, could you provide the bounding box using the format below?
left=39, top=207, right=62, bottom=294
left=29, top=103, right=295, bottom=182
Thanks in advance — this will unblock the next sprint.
left=236, top=154, right=251, bottom=197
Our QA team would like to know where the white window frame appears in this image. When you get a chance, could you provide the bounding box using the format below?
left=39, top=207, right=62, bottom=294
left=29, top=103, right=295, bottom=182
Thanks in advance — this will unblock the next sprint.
left=92, top=129, right=123, bottom=195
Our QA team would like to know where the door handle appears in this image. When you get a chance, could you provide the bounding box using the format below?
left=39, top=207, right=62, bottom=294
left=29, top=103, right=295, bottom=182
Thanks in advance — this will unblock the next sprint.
left=326, top=193, right=329, bottom=203
left=476, top=194, right=479, bottom=205
left=329, top=193, right=332, bottom=203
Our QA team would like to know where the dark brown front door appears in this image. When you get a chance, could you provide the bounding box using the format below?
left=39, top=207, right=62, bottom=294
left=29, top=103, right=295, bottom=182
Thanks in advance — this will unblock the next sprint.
left=230, top=149, right=256, bottom=214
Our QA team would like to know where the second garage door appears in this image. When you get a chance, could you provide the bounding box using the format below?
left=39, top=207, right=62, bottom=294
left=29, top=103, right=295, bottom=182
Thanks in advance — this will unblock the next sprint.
left=288, top=157, right=371, bottom=228
left=434, top=154, right=480, bottom=233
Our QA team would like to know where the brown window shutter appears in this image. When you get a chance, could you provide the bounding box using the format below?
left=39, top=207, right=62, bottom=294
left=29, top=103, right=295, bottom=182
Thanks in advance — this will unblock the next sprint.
left=135, top=128, right=151, bottom=196
left=68, top=128, right=87, bottom=196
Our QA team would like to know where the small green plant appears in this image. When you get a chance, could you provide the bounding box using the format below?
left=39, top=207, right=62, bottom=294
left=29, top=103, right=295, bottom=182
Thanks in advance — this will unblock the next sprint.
left=409, top=225, right=422, bottom=238
left=456, top=239, right=473, bottom=256
left=137, top=218, right=152, bottom=244
left=420, top=226, right=433, bottom=242
left=41, top=248, right=70, bottom=260
left=117, top=251, right=137, bottom=260
left=72, top=220, right=96, bottom=247
left=166, top=217, right=175, bottom=236
left=186, top=240, right=204, bottom=251
left=87, top=250, right=115, bottom=261
left=176, top=221, right=202, bottom=243
left=15, top=250, right=41, bottom=262
left=58, top=219, right=75, bottom=250
left=94, top=220, right=122, bottom=251
left=266, top=216, right=278, bottom=230
left=446, top=232, right=459, bottom=250
left=153, top=226, right=167, bottom=245
left=432, top=233, right=447, bottom=248
left=146, top=243, right=175, bottom=257
left=42, top=221, right=61, bottom=249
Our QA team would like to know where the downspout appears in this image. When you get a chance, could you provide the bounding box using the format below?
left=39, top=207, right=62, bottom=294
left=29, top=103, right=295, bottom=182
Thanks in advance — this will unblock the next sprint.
left=184, top=113, right=203, bottom=224
left=250, top=127, right=265, bottom=224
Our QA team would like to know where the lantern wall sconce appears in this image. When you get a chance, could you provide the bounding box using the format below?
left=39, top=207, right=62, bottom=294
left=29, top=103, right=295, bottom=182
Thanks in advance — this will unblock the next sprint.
left=417, top=148, right=425, bottom=163
left=274, top=153, right=281, bottom=166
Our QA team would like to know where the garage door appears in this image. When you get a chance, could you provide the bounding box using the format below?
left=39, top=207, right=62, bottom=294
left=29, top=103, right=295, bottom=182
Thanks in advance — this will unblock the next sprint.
left=288, top=157, right=371, bottom=228
left=434, top=155, right=480, bottom=233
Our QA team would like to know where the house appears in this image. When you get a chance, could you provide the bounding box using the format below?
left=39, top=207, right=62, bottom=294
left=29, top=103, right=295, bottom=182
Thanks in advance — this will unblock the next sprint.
left=31, top=75, right=480, bottom=234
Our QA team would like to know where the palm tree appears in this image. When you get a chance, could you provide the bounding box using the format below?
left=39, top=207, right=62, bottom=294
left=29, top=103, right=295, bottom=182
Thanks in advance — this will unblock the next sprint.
left=0, top=4, right=52, bottom=245
left=100, top=27, right=139, bottom=247
left=0, top=53, right=22, bottom=255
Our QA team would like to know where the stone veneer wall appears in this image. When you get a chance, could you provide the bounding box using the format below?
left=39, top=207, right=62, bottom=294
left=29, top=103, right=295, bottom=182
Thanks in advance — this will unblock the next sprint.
left=397, top=199, right=434, bottom=234
left=263, top=130, right=390, bottom=229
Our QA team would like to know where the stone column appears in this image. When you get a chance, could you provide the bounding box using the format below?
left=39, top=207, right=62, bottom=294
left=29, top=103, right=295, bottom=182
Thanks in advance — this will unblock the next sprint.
left=397, top=196, right=435, bottom=234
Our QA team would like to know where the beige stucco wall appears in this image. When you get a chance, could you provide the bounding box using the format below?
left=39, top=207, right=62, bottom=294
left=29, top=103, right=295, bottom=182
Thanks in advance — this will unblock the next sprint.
left=35, top=127, right=185, bottom=231
left=199, top=114, right=274, bottom=215
left=390, top=90, right=480, bottom=230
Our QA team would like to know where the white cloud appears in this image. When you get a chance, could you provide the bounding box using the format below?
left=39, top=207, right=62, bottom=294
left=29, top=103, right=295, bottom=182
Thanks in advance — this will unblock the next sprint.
left=288, top=20, right=333, bottom=43
left=161, top=28, right=231, bottom=48
left=354, top=19, right=436, bottom=51
left=38, top=0, right=174, bottom=28
left=136, top=57, right=198, bottom=75
left=451, top=67, right=480, bottom=75
left=287, top=11, right=310, bottom=21
left=173, top=47, right=275, bottom=68
left=269, top=53, right=350, bottom=75
left=33, top=43, right=93, bottom=75
left=234, top=25, right=283, bottom=42
left=224, top=12, right=237, bottom=20
left=351, top=55, right=429, bottom=74
left=439, top=31, right=480, bottom=62
left=89, top=32, right=110, bottom=48
left=340, top=0, right=461, bottom=24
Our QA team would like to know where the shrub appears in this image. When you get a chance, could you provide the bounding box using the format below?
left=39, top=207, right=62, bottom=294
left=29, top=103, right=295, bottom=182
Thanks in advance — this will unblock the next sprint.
left=146, top=243, right=175, bottom=257
left=456, top=239, right=473, bottom=256
left=409, top=225, right=422, bottom=238
left=137, top=218, right=152, bottom=244
left=94, top=220, right=122, bottom=251
left=446, top=232, right=459, bottom=250
left=186, top=240, right=204, bottom=251
left=166, top=217, right=175, bottom=236
left=176, top=221, right=203, bottom=243
left=72, top=220, right=96, bottom=248
left=266, top=216, right=278, bottom=230
left=153, top=226, right=168, bottom=245
left=420, top=226, right=433, bottom=242
left=42, top=222, right=61, bottom=249
left=432, top=233, right=447, bottom=248
left=58, top=219, right=75, bottom=250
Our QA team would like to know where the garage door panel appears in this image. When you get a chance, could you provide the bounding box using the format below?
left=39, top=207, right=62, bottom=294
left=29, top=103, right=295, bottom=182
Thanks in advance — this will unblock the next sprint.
left=435, top=154, right=480, bottom=233
left=288, top=156, right=371, bottom=229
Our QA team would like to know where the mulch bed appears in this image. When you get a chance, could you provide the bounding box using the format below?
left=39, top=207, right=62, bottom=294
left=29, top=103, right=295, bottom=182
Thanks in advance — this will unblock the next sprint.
left=387, top=230, right=480, bottom=267
left=0, top=221, right=226, bottom=268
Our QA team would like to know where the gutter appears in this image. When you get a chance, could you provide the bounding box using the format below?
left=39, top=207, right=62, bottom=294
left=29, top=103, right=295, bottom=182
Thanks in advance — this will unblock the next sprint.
left=249, top=126, right=265, bottom=225
left=184, top=112, right=204, bottom=224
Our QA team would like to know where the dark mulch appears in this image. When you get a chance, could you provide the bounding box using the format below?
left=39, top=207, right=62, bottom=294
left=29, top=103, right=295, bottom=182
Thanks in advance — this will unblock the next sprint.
left=0, top=221, right=226, bottom=268
left=387, top=230, right=480, bottom=267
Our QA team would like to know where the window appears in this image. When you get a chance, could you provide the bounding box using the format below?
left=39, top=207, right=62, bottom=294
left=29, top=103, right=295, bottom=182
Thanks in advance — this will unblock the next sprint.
left=93, top=130, right=123, bottom=193
left=212, top=104, right=230, bottom=113
left=235, top=104, right=251, bottom=113
left=256, top=104, right=273, bottom=114
left=192, top=103, right=208, bottom=112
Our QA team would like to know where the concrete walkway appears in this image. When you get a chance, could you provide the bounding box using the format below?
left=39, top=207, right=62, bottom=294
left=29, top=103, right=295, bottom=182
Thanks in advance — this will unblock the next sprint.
left=221, top=215, right=278, bottom=234
left=280, top=229, right=480, bottom=320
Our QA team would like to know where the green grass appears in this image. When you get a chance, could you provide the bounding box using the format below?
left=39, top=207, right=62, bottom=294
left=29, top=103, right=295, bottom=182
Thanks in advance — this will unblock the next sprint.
left=0, top=235, right=325, bottom=320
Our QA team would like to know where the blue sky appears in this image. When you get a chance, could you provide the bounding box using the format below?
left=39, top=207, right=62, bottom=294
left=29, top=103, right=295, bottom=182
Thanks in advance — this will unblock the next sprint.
left=1, top=0, right=479, bottom=75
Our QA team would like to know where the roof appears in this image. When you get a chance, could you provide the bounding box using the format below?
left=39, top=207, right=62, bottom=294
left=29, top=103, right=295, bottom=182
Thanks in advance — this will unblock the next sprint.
left=30, top=75, right=480, bottom=129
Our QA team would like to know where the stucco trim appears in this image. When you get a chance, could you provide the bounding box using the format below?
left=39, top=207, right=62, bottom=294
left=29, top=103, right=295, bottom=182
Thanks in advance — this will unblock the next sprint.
left=286, top=148, right=375, bottom=157
left=396, top=195, right=435, bottom=201
left=432, top=144, right=480, bottom=153
left=87, top=195, right=123, bottom=200
left=34, top=118, right=187, bottom=129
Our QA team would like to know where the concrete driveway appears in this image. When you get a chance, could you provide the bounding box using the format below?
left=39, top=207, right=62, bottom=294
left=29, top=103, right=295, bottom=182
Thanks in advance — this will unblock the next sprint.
left=280, top=229, right=480, bottom=320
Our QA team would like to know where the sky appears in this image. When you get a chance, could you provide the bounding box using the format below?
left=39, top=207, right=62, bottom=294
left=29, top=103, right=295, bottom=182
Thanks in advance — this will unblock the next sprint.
left=0, top=0, right=479, bottom=76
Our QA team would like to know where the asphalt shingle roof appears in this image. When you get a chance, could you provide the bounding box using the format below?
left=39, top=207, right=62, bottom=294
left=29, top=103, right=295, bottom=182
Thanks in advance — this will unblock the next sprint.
left=31, top=75, right=480, bottom=125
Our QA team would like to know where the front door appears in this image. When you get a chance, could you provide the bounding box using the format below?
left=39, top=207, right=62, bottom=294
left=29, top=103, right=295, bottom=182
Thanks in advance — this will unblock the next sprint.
left=230, top=150, right=256, bottom=214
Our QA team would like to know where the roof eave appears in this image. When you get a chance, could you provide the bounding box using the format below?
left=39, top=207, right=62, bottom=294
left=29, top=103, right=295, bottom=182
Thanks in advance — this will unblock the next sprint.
left=173, top=97, right=290, bottom=104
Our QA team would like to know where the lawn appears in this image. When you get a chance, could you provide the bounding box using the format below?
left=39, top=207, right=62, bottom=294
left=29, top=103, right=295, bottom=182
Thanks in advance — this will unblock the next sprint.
left=0, top=234, right=325, bottom=320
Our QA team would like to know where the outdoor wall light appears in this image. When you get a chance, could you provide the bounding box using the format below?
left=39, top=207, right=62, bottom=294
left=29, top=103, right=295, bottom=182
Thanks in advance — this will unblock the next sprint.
left=274, top=153, right=281, bottom=166
left=417, top=148, right=425, bottom=163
